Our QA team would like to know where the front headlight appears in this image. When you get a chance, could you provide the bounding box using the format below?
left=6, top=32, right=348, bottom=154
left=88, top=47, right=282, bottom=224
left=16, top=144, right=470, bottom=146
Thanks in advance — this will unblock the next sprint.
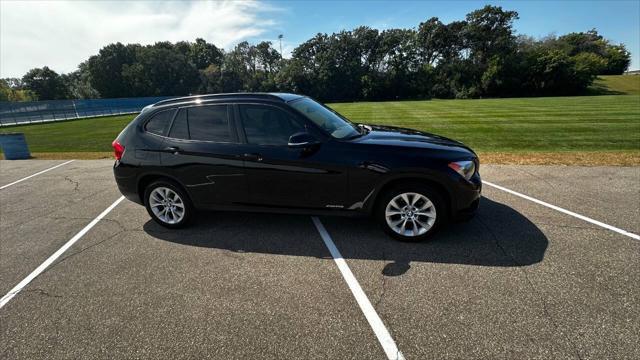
left=448, top=160, right=476, bottom=180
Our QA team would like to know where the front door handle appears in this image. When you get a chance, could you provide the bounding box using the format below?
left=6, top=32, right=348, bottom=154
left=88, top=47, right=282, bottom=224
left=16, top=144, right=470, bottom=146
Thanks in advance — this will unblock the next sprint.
left=164, top=146, right=180, bottom=155
left=242, top=153, right=262, bottom=161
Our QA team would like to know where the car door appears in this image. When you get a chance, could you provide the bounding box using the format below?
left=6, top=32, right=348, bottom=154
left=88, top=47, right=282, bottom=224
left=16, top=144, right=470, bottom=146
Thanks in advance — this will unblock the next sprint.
left=235, top=103, right=348, bottom=209
left=160, top=104, right=248, bottom=206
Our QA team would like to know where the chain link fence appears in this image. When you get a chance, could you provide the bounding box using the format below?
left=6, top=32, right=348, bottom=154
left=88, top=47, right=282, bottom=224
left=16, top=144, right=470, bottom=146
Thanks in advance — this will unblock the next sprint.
left=0, top=97, right=174, bottom=126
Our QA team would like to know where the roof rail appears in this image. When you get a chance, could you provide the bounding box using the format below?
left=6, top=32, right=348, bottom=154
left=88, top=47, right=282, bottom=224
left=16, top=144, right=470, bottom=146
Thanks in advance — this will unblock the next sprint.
left=151, top=93, right=285, bottom=107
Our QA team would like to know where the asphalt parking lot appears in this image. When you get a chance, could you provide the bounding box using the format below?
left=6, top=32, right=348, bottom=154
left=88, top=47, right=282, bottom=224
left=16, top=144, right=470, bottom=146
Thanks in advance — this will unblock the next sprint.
left=0, top=160, right=638, bottom=359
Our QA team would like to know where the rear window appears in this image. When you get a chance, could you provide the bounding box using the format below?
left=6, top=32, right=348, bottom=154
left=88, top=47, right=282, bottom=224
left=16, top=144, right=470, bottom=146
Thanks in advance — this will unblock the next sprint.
left=144, top=109, right=175, bottom=136
left=186, top=105, right=232, bottom=142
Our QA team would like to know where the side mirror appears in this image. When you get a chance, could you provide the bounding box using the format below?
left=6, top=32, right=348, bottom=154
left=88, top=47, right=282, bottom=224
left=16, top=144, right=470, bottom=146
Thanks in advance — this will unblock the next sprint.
left=288, top=132, right=320, bottom=148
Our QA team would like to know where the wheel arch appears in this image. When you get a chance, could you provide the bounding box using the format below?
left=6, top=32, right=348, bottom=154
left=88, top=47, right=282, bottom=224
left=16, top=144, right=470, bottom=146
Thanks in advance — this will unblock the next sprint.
left=367, top=174, right=453, bottom=217
left=137, top=173, right=191, bottom=205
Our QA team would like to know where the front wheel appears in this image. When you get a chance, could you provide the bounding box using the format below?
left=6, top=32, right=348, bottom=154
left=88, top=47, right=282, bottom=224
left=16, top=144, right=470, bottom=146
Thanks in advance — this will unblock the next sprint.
left=376, top=185, right=446, bottom=242
left=144, top=180, right=193, bottom=228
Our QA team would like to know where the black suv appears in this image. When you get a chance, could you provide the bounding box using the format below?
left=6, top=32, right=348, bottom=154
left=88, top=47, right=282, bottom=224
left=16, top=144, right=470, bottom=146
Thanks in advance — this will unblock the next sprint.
left=113, top=93, right=481, bottom=241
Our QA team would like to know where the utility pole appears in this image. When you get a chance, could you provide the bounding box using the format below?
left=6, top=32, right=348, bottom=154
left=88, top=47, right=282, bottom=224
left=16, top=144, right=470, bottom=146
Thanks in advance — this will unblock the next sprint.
left=278, top=34, right=283, bottom=56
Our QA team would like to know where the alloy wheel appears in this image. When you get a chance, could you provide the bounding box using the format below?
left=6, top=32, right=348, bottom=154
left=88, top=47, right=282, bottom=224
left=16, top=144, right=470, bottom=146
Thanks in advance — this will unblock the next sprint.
left=149, top=187, right=185, bottom=224
left=385, top=192, right=436, bottom=237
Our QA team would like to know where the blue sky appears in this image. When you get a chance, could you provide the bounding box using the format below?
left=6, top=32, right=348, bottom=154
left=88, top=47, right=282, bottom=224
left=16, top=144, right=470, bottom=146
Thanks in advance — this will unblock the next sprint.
left=1, top=0, right=639, bottom=77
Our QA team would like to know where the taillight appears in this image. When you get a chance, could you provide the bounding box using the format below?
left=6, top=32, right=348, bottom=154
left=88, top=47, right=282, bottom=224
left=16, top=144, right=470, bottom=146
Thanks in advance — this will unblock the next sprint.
left=112, top=139, right=125, bottom=160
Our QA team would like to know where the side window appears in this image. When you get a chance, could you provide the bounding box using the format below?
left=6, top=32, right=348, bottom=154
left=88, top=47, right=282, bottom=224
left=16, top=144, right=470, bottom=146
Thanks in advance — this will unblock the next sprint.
left=168, top=109, right=189, bottom=140
left=144, top=109, right=175, bottom=136
left=239, top=105, right=304, bottom=145
left=187, top=105, right=232, bottom=142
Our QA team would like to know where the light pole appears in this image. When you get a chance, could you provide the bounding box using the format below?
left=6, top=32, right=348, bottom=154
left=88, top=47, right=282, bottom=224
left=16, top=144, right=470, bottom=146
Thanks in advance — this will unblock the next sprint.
left=278, top=34, right=283, bottom=56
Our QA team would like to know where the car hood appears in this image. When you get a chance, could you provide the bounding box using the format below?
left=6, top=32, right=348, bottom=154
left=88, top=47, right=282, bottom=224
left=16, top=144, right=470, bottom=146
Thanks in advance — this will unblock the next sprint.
left=352, top=124, right=475, bottom=154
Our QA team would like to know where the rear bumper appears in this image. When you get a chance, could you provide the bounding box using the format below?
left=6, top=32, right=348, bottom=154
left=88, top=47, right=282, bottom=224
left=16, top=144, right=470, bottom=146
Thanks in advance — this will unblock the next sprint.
left=113, top=161, right=143, bottom=205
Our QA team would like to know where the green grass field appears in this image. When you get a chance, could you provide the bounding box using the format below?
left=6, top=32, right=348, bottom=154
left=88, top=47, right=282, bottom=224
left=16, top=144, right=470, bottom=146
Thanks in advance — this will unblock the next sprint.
left=331, top=95, right=640, bottom=152
left=1, top=114, right=135, bottom=153
left=590, top=75, right=640, bottom=95
left=1, top=94, right=639, bottom=160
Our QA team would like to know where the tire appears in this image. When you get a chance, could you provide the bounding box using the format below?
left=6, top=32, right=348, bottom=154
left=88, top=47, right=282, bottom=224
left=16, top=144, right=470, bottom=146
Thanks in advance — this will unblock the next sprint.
left=376, top=184, right=447, bottom=242
left=144, top=179, right=194, bottom=228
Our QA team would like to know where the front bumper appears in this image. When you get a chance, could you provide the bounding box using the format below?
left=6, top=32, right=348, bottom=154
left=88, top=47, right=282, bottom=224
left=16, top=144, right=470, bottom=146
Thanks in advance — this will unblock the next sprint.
left=451, top=172, right=482, bottom=220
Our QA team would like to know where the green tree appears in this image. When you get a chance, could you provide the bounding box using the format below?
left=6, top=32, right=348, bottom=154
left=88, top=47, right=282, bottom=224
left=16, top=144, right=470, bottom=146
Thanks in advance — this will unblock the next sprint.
left=221, top=41, right=257, bottom=92
left=282, top=34, right=332, bottom=99
left=189, top=38, right=224, bottom=70
left=122, top=43, right=200, bottom=96
left=602, top=44, right=631, bottom=74
left=62, top=61, right=100, bottom=99
left=572, top=52, right=606, bottom=84
left=464, top=6, right=519, bottom=63
left=0, top=78, right=36, bottom=101
left=556, top=30, right=631, bottom=75
left=198, top=64, right=223, bottom=94
left=558, top=30, right=606, bottom=56
left=11, top=6, right=632, bottom=101
left=87, top=43, right=138, bottom=98
left=378, top=28, right=421, bottom=99
left=0, top=80, right=10, bottom=101
left=22, top=66, right=70, bottom=100
left=255, top=41, right=282, bottom=73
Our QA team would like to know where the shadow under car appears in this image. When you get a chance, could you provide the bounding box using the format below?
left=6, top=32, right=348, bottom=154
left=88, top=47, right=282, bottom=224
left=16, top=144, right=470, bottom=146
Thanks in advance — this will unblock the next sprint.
left=143, top=197, right=548, bottom=276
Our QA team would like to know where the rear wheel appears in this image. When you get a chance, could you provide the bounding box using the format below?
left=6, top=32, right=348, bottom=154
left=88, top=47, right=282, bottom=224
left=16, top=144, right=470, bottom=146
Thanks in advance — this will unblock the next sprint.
left=376, top=184, right=446, bottom=242
left=144, top=180, right=193, bottom=228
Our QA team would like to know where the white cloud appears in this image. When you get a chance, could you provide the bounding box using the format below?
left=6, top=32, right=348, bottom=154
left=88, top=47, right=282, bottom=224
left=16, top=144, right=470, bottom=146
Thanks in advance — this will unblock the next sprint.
left=0, top=0, right=280, bottom=77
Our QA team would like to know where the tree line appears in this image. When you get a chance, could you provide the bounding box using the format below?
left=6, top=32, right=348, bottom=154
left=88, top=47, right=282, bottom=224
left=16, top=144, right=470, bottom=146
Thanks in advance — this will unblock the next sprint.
left=1, top=6, right=631, bottom=102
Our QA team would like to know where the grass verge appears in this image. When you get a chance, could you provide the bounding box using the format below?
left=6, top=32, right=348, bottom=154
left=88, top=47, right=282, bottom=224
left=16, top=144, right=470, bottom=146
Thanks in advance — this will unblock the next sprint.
left=478, top=151, right=640, bottom=166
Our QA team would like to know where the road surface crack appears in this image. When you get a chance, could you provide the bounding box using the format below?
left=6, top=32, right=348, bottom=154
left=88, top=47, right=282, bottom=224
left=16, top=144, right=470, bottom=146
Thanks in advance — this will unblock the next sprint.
left=23, top=288, right=62, bottom=298
left=515, top=167, right=557, bottom=189
left=2, top=188, right=112, bottom=228
left=64, top=176, right=80, bottom=191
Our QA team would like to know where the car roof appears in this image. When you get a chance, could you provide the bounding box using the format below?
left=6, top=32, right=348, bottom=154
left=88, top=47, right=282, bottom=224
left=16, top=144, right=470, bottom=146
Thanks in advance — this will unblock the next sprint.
left=147, top=92, right=304, bottom=110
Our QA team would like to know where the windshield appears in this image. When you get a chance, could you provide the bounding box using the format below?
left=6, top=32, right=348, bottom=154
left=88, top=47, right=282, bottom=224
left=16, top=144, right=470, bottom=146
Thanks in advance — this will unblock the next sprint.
left=290, top=97, right=360, bottom=139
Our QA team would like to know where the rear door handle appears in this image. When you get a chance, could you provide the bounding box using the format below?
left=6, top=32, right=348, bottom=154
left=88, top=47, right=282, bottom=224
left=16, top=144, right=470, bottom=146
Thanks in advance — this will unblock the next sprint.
left=242, top=153, right=262, bottom=161
left=164, top=146, right=180, bottom=154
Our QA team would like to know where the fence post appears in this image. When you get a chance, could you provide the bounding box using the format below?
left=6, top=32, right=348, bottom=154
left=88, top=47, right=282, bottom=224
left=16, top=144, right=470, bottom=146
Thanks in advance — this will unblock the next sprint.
left=72, top=99, right=79, bottom=119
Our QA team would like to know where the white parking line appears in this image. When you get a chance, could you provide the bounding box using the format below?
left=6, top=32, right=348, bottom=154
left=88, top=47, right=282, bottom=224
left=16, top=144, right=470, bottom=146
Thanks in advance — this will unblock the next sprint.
left=312, top=217, right=405, bottom=360
left=0, top=196, right=125, bottom=309
left=0, top=160, right=75, bottom=190
left=484, top=181, right=640, bottom=241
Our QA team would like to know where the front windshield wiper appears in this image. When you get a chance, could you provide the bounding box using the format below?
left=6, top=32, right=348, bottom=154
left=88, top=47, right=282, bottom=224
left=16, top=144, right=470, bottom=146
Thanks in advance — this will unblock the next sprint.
left=357, top=124, right=372, bottom=134
left=342, top=124, right=370, bottom=140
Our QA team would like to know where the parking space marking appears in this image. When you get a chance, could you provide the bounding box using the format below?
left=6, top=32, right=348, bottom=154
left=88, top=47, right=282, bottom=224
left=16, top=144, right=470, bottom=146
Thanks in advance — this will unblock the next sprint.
left=312, top=217, right=405, bottom=360
left=484, top=181, right=640, bottom=241
left=0, top=196, right=124, bottom=309
left=0, top=160, right=75, bottom=190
